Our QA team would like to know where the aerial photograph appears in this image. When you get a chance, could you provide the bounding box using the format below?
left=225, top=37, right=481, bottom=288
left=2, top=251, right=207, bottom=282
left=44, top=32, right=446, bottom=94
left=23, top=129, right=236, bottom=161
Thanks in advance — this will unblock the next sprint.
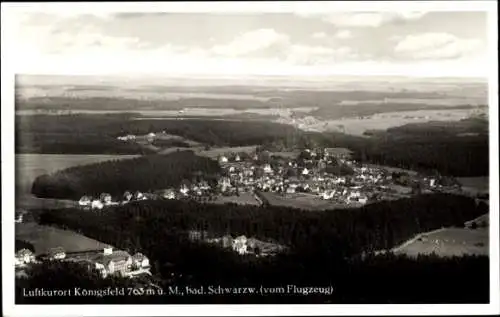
left=3, top=2, right=496, bottom=312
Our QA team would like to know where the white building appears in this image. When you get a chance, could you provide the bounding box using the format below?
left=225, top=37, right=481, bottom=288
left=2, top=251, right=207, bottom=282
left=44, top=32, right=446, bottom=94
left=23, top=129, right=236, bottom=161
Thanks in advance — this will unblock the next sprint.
left=123, top=191, right=133, bottom=203
left=232, top=236, right=248, bottom=255
left=91, top=199, right=104, bottom=210
left=162, top=189, right=176, bottom=200
left=15, top=249, right=36, bottom=267
left=219, top=155, right=228, bottom=163
left=131, top=253, right=151, bottom=271
left=48, top=247, right=66, bottom=260
left=302, top=168, right=310, bottom=175
left=79, top=196, right=92, bottom=207
left=180, top=185, right=190, bottom=196
left=100, top=193, right=113, bottom=205
left=263, top=164, right=273, bottom=174
left=93, top=247, right=133, bottom=278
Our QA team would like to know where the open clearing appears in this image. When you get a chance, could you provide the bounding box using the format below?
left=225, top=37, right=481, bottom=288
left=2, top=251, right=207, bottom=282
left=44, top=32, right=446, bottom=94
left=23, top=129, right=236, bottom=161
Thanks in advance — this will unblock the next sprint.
left=394, top=227, right=489, bottom=257
left=293, top=108, right=485, bottom=135
left=457, top=177, right=489, bottom=196
left=210, top=193, right=261, bottom=206
left=259, top=191, right=347, bottom=211
left=196, top=145, right=258, bottom=159
left=15, top=222, right=111, bottom=255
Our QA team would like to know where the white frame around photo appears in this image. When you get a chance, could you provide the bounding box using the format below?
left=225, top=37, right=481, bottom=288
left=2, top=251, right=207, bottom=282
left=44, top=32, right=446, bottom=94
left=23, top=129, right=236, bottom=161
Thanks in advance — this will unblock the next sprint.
left=1, top=1, right=498, bottom=316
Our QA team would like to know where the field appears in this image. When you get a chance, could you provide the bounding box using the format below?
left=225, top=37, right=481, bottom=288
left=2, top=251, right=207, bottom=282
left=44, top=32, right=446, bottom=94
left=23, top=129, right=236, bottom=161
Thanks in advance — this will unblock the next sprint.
left=16, top=154, right=139, bottom=196
left=304, top=108, right=485, bottom=135
left=196, top=145, right=258, bottom=159
left=269, top=150, right=301, bottom=159
left=211, top=193, right=262, bottom=206
left=17, top=197, right=78, bottom=210
left=259, top=191, right=347, bottom=211
left=393, top=227, right=489, bottom=257
left=15, top=222, right=112, bottom=255
left=457, top=177, right=489, bottom=196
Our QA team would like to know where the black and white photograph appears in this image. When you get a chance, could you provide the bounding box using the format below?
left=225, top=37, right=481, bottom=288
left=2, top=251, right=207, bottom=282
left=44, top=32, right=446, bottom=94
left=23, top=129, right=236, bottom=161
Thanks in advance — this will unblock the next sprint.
left=2, top=1, right=499, bottom=316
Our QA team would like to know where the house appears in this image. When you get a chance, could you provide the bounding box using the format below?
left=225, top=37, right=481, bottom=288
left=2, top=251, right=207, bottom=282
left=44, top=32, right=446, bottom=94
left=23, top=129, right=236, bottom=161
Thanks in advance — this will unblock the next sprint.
left=15, top=211, right=24, bottom=223
left=302, top=168, right=310, bottom=175
left=218, top=177, right=232, bottom=192
left=232, top=235, right=248, bottom=255
left=263, top=164, right=273, bottom=174
left=358, top=196, right=368, bottom=204
left=179, top=185, right=190, bottom=196
left=79, top=196, right=92, bottom=207
left=123, top=191, right=133, bottom=203
left=322, top=191, right=334, bottom=200
left=91, top=199, right=104, bottom=210
left=219, top=155, right=228, bottom=163
left=286, top=187, right=296, bottom=194
left=235, top=154, right=241, bottom=162
left=131, top=253, right=151, bottom=271
left=100, top=193, right=113, bottom=205
left=161, top=189, right=176, bottom=200
left=48, top=247, right=66, bottom=260
left=117, top=135, right=136, bottom=141
left=15, top=249, right=36, bottom=267
left=133, top=191, right=147, bottom=200
left=93, top=247, right=133, bottom=278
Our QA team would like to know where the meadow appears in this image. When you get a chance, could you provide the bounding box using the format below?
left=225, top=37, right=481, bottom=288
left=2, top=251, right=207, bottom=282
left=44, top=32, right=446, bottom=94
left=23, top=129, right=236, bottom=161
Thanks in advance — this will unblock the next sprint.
left=210, top=193, right=262, bottom=206
left=393, top=227, right=489, bottom=258
left=457, top=177, right=489, bottom=196
left=15, top=222, right=111, bottom=255
left=258, top=191, right=347, bottom=211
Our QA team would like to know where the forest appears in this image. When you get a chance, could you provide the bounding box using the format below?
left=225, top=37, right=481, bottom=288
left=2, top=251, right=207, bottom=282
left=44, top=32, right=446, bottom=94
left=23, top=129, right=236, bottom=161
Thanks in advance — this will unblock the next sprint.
left=17, top=114, right=489, bottom=176
left=16, top=113, right=153, bottom=155
left=31, top=151, right=221, bottom=200
left=30, top=193, right=489, bottom=303
left=36, top=193, right=488, bottom=257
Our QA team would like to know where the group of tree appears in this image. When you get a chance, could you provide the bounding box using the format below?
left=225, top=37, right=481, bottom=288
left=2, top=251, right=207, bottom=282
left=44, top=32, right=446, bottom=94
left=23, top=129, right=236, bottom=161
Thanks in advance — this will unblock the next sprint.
left=31, top=193, right=489, bottom=303
left=31, top=151, right=221, bottom=200
left=18, top=114, right=489, bottom=177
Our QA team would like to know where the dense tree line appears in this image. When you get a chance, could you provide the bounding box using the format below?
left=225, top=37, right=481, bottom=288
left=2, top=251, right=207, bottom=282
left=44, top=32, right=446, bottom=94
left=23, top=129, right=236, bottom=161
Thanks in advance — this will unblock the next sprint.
left=15, top=239, right=35, bottom=252
left=37, top=194, right=488, bottom=258
left=16, top=114, right=152, bottom=155
left=303, top=118, right=489, bottom=177
left=114, top=119, right=301, bottom=147
left=33, top=193, right=489, bottom=303
left=31, top=151, right=221, bottom=200
left=17, top=114, right=488, bottom=176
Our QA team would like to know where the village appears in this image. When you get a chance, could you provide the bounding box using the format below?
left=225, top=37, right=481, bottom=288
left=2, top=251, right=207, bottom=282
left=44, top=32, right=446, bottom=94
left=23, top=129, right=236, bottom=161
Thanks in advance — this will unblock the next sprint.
left=78, top=130, right=460, bottom=211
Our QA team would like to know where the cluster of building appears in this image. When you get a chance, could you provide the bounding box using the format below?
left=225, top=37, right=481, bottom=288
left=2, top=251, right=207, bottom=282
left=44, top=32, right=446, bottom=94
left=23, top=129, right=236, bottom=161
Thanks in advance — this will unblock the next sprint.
left=15, top=245, right=152, bottom=279
left=214, top=148, right=442, bottom=206
left=78, top=143, right=458, bottom=211
left=188, top=230, right=286, bottom=257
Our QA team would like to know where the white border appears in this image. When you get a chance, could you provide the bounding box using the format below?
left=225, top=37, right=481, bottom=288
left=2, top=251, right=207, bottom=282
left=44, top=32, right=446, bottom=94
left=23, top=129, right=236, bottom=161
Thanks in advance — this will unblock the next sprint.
left=2, top=1, right=499, bottom=316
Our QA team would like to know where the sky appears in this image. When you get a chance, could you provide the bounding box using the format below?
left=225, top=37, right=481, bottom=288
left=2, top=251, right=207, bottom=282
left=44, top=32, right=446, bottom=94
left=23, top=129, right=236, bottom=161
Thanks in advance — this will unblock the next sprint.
left=5, top=6, right=492, bottom=78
